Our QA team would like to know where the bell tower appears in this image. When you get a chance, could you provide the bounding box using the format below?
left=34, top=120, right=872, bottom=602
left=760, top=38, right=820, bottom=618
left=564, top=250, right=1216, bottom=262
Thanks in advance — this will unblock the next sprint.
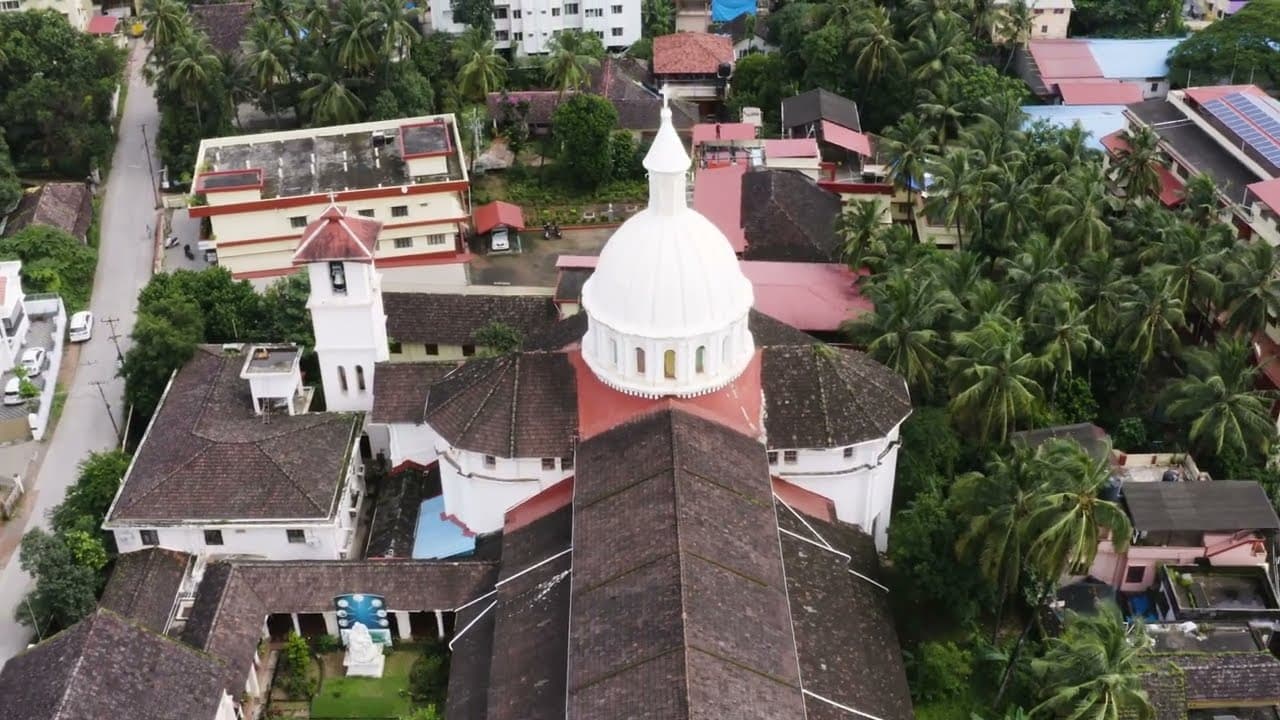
left=294, top=204, right=389, bottom=412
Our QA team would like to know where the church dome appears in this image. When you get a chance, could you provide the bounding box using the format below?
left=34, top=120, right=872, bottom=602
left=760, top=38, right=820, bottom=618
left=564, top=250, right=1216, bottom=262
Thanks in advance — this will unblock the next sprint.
left=579, top=98, right=755, bottom=398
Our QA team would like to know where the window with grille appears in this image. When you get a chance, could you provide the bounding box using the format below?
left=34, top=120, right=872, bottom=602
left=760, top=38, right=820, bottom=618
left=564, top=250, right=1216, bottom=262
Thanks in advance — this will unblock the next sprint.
left=287, top=529, right=306, bottom=544
left=290, top=216, right=308, bottom=228
left=783, top=450, right=798, bottom=464
left=140, top=530, right=159, bottom=546
left=395, top=237, right=413, bottom=249
left=204, top=530, right=224, bottom=546
left=391, top=205, right=409, bottom=217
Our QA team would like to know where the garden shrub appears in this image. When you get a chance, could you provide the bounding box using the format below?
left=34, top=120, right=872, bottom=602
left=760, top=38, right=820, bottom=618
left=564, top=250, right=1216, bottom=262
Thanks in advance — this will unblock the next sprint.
left=908, top=640, right=974, bottom=703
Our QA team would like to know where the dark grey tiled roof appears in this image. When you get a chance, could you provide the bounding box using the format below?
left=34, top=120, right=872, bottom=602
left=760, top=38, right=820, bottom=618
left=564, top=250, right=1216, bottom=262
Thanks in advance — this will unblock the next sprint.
left=425, top=352, right=577, bottom=458
left=370, top=361, right=456, bottom=424
left=383, top=292, right=558, bottom=346
left=185, top=559, right=499, bottom=693
left=1141, top=651, right=1280, bottom=719
left=109, top=345, right=361, bottom=522
left=776, top=504, right=914, bottom=720
left=554, top=268, right=591, bottom=303
left=782, top=88, right=863, bottom=132
left=2, top=183, right=93, bottom=241
left=0, top=609, right=228, bottom=720
left=1123, top=480, right=1280, bottom=532
left=446, top=594, right=497, bottom=720
left=99, top=548, right=191, bottom=633
left=741, top=168, right=843, bottom=263
left=521, top=312, right=588, bottom=351
left=189, top=2, right=253, bottom=54
left=365, top=465, right=436, bottom=558
left=568, top=409, right=806, bottom=719
left=1011, top=422, right=1111, bottom=464
left=762, top=345, right=911, bottom=448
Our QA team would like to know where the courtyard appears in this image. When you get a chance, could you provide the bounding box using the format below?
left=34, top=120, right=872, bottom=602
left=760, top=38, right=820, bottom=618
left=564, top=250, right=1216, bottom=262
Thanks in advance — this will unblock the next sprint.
left=268, top=641, right=448, bottom=720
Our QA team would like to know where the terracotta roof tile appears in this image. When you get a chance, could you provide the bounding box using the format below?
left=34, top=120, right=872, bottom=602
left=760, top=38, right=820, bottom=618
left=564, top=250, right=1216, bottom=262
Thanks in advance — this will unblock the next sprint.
left=3, top=183, right=93, bottom=241
left=652, top=33, right=734, bottom=75
left=99, top=549, right=191, bottom=633
left=370, top=361, right=456, bottom=424
left=189, top=2, right=253, bottom=54
left=383, top=292, right=558, bottom=346
left=292, top=205, right=380, bottom=264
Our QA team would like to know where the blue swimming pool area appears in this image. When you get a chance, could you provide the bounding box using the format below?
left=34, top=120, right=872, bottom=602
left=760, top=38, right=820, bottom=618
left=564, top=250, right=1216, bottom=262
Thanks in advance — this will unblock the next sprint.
left=411, top=495, right=476, bottom=559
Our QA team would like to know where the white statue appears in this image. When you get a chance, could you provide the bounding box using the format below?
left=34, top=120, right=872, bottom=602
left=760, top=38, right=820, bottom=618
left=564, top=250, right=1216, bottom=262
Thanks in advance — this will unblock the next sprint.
left=343, top=622, right=385, bottom=677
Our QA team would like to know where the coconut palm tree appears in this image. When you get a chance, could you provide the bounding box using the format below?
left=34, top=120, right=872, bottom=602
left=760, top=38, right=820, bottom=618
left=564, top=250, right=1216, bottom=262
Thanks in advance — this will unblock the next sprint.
left=220, top=53, right=254, bottom=129
left=1035, top=301, right=1102, bottom=392
left=1180, top=172, right=1220, bottom=226
left=906, top=0, right=970, bottom=30
left=332, top=0, right=381, bottom=75
left=918, top=83, right=966, bottom=149
left=245, top=21, right=294, bottom=125
left=837, top=199, right=887, bottom=269
left=452, top=27, right=508, bottom=101
left=848, top=6, right=903, bottom=88
left=925, top=148, right=983, bottom=247
left=1074, top=253, right=1132, bottom=341
left=1031, top=604, right=1153, bottom=720
left=882, top=115, right=935, bottom=212
left=1110, top=125, right=1165, bottom=202
left=905, top=15, right=971, bottom=91
left=952, top=444, right=1045, bottom=640
left=300, top=54, right=365, bottom=125
left=141, top=0, right=190, bottom=55
left=1117, top=278, right=1186, bottom=369
left=300, top=0, right=332, bottom=41
left=1165, top=339, right=1277, bottom=462
left=1048, top=164, right=1118, bottom=260
left=1142, top=223, right=1229, bottom=332
left=544, top=29, right=601, bottom=96
left=1224, top=241, right=1280, bottom=337
left=982, top=169, right=1041, bottom=261
left=1000, top=234, right=1067, bottom=317
left=998, top=0, right=1033, bottom=71
left=641, top=0, right=673, bottom=37
left=254, top=0, right=299, bottom=39
left=933, top=250, right=995, bottom=323
left=376, top=0, right=420, bottom=60
left=165, top=32, right=221, bottom=126
left=847, top=271, right=950, bottom=397
left=947, top=314, right=1048, bottom=444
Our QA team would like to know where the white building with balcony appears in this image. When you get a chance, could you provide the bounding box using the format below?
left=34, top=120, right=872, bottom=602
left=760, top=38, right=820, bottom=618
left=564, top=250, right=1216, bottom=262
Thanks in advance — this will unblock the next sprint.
left=429, top=0, right=641, bottom=55
left=104, top=343, right=366, bottom=561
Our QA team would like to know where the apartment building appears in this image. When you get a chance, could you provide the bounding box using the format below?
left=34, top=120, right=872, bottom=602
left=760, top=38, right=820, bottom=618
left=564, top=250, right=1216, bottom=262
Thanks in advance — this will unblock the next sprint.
left=189, top=116, right=471, bottom=283
left=0, top=0, right=93, bottom=30
left=429, top=0, right=641, bottom=55
left=994, top=0, right=1073, bottom=40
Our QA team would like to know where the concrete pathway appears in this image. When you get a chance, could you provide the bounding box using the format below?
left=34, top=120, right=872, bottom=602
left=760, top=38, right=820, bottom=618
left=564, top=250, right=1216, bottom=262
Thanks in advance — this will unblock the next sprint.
left=0, top=39, right=158, bottom=666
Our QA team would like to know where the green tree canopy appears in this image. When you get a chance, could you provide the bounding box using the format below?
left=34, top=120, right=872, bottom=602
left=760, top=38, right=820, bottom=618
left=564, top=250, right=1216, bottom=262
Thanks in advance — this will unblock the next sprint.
left=552, top=94, right=619, bottom=189
left=1168, top=0, right=1280, bottom=89
left=49, top=450, right=131, bottom=537
left=0, top=135, right=21, bottom=214
left=0, top=225, right=97, bottom=312
left=16, top=528, right=100, bottom=634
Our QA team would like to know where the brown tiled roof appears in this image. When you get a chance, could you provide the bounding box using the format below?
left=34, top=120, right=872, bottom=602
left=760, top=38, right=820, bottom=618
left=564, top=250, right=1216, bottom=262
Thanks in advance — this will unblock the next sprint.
left=1140, top=652, right=1280, bottom=720
left=446, top=596, right=497, bottom=720
left=652, top=32, right=734, bottom=75
left=762, top=344, right=911, bottom=448
left=3, top=183, right=93, bottom=241
left=485, top=90, right=564, bottom=127
left=109, top=345, right=362, bottom=522
left=292, top=205, right=380, bottom=264
left=0, top=609, right=228, bottom=720
left=750, top=309, right=818, bottom=346
left=425, top=352, right=577, bottom=458
left=383, top=292, right=558, bottom=346
left=370, top=361, right=456, bottom=424
left=568, top=409, right=806, bottom=719
left=98, top=548, right=191, bottom=633
left=189, top=2, right=253, bottom=54
left=593, top=57, right=700, bottom=131
left=185, top=559, right=499, bottom=692
left=776, top=504, right=914, bottom=720
left=741, top=168, right=844, bottom=263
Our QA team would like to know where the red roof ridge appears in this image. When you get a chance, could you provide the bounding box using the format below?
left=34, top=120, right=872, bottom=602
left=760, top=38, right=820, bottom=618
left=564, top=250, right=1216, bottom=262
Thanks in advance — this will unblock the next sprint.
left=292, top=203, right=381, bottom=264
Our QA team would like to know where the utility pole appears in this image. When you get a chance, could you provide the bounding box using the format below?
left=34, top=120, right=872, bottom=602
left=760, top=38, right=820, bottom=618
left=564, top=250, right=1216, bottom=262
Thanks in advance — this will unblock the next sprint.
left=139, top=122, right=161, bottom=210
left=101, top=317, right=126, bottom=367
left=25, top=597, right=42, bottom=643
left=90, top=380, right=120, bottom=438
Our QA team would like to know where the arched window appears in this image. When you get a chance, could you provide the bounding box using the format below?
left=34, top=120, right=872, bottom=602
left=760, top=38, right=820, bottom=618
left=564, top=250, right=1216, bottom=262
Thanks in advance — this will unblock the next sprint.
left=610, top=338, right=618, bottom=367
left=695, top=346, right=706, bottom=374
left=356, top=365, right=366, bottom=391
left=663, top=350, right=676, bottom=379
left=635, top=347, right=646, bottom=374
left=337, top=366, right=348, bottom=392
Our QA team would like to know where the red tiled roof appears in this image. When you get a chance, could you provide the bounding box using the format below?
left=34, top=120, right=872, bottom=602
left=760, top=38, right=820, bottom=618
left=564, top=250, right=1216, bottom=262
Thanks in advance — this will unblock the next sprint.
left=762, top=139, right=819, bottom=159
left=1157, top=164, right=1185, bottom=207
left=87, top=14, right=117, bottom=34
left=1029, top=39, right=1103, bottom=82
left=1058, top=80, right=1144, bottom=105
left=1100, top=130, right=1128, bottom=155
left=692, top=163, right=747, bottom=252
left=820, top=120, right=872, bottom=156
left=692, top=122, right=756, bottom=146
left=1249, top=178, right=1280, bottom=213
left=652, top=33, right=733, bottom=75
left=1183, top=84, right=1270, bottom=106
left=291, top=205, right=380, bottom=264
left=473, top=201, right=525, bottom=234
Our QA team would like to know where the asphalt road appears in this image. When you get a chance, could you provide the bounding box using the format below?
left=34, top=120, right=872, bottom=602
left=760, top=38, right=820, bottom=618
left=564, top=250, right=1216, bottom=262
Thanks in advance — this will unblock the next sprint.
left=0, top=40, right=157, bottom=666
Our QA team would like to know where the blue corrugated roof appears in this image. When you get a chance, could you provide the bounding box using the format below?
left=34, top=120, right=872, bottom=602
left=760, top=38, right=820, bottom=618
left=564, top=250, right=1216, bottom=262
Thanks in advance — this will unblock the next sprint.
left=1021, top=105, right=1128, bottom=151
left=1086, top=38, right=1184, bottom=80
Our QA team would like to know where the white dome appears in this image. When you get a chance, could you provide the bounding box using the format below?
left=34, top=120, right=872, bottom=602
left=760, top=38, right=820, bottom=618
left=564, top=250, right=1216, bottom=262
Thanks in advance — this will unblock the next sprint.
left=580, top=208, right=754, bottom=337
left=578, top=95, right=756, bottom=398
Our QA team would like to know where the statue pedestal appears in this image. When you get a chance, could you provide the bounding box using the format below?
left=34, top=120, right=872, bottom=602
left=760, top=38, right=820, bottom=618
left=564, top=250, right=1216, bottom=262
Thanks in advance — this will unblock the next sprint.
left=343, top=648, right=385, bottom=677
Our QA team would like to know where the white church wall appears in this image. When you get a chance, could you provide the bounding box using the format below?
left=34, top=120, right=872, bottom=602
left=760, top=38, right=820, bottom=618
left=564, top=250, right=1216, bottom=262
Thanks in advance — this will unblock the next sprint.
left=215, top=692, right=239, bottom=720
left=384, top=422, right=442, bottom=470
left=437, top=447, right=572, bottom=533
left=113, top=521, right=350, bottom=561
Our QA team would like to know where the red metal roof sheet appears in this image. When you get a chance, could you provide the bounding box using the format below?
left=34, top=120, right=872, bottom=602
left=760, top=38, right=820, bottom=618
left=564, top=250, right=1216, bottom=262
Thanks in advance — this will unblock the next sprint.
left=762, top=139, right=819, bottom=159
left=1029, top=39, right=1103, bottom=82
left=1058, top=81, right=1144, bottom=106
left=692, top=123, right=756, bottom=146
left=1249, top=178, right=1280, bottom=214
left=1156, top=164, right=1185, bottom=207
left=820, top=121, right=872, bottom=157
left=87, top=15, right=117, bottom=34
left=692, top=163, right=747, bottom=253
left=472, top=201, right=525, bottom=234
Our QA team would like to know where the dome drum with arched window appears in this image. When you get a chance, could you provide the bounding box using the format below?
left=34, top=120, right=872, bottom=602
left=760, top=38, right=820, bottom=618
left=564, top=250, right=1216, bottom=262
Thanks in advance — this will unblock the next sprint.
left=579, top=95, right=756, bottom=399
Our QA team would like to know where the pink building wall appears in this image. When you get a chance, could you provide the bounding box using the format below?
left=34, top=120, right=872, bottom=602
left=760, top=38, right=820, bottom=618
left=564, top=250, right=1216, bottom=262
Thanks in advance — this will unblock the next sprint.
left=1089, top=532, right=1269, bottom=593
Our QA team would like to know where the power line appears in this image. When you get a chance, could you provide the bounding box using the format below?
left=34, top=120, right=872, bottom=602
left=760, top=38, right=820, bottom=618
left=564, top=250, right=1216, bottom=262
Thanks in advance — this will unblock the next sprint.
left=100, top=316, right=126, bottom=367
left=89, top=380, right=120, bottom=438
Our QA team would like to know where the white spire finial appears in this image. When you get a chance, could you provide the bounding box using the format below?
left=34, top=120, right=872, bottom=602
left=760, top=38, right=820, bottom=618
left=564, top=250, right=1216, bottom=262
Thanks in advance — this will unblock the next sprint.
left=642, top=96, right=690, bottom=215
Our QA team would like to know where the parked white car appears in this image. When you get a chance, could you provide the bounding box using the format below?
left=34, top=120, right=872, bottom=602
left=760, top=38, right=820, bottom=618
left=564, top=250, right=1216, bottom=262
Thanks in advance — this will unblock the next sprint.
left=20, top=348, right=46, bottom=378
left=490, top=227, right=511, bottom=252
left=3, top=377, right=22, bottom=406
left=69, top=311, right=93, bottom=343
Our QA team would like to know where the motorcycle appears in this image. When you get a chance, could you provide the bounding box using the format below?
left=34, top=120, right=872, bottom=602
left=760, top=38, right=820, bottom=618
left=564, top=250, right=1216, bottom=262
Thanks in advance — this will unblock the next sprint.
left=164, top=234, right=179, bottom=249
left=183, top=244, right=194, bottom=260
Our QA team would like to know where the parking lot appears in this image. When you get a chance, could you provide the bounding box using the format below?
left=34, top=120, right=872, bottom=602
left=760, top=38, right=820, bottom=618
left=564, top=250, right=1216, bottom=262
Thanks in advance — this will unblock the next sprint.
left=468, top=226, right=614, bottom=287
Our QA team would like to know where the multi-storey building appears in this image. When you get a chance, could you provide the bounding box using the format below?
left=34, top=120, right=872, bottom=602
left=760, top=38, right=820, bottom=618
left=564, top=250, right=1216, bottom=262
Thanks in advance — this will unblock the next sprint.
left=429, top=0, right=641, bottom=54
left=0, top=0, right=93, bottom=30
left=993, top=0, right=1073, bottom=40
left=189, top=116, right=471, bottom=283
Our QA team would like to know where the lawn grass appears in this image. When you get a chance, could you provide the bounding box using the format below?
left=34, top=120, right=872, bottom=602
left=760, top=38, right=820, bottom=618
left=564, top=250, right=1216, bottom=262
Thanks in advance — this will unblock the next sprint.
left=310, top=650, right=415, bottom=719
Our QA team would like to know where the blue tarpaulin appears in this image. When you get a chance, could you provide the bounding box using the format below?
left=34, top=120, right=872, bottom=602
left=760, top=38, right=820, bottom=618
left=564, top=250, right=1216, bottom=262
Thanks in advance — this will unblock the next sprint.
left=712, top=0, right=755, bottom=23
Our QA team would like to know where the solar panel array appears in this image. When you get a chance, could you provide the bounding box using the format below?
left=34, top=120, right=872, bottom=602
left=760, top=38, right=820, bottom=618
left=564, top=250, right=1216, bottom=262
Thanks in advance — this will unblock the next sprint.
left=1202, top=92, right=1280, bottom=169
